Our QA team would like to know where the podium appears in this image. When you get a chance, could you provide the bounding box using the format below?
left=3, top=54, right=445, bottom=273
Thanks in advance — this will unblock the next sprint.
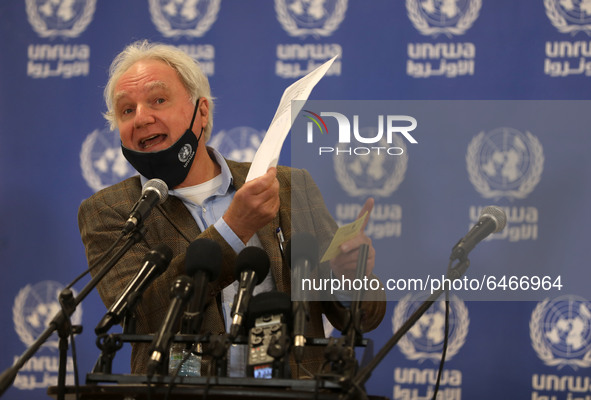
left=47, top=375, right=389, bottom=399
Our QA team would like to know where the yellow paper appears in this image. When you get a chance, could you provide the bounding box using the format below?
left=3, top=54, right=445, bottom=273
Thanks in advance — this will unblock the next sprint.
left=320, top=211, right=368, bottom=263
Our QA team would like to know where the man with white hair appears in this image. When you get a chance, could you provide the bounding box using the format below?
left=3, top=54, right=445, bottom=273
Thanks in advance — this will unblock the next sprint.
left=79, top=40, right=385, bottom=377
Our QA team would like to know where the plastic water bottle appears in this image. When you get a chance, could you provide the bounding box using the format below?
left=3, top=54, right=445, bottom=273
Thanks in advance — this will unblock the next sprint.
left=168, top=343, right=201, bottom=376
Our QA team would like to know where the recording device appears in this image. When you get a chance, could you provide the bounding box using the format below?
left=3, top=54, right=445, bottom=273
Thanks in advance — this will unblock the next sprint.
left=451, top=205, right=507, bottom=260
left=147, top=275, right=193, bottom=377
left=229, top=247, right=270, bottom=339
left=286, top=233, right=318, bottom=362
left=95, top=244, right=173, bottom=335
left=122, top=178, right=168, bottom=234
left=246, top=291, right=292, bottom=379
left=181, top=238, right=222, bottom=334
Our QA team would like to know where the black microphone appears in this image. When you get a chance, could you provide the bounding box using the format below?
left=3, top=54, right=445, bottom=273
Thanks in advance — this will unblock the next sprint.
left=147, top=275, right=193, bottom=377
left=95, top=244, right=173, bottom=335
left=286, top=233, right=318, bottom=363
left=122, top=179, right=168, bottom=234
left=181, top=238, right=222, bottom=334
left=229, top=247, right=270, bottom=339
left=451, top=205, right=507, bottom=260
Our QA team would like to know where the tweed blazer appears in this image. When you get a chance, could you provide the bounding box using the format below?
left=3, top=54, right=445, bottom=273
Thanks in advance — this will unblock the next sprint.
left=78, top=157, right=386, bottom=376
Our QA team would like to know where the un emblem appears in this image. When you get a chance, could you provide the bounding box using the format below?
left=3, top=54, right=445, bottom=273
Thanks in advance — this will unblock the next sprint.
left=334, top=133, right=408, bottom=198
left=80, top=128, right=136, bottom=192
left=26, top=0, right=95, bottom=38
left=466, top=127, right=544, bottom=200
left=393, top=293, right=469, bottom=362
left=209, top=126, right=266, bottom=163
left=406, top=0, right=481, bottom=37
left=13, top=281, right=82, bottom=350
left=275, top=0, right=347, bottom=38
left=545, top=0, right=591, bottom=35
left=530, top=295, right=591, bottom=369
left=178, top=144, right=193, bottom=163
left=149, top=0, right=220, bottom=38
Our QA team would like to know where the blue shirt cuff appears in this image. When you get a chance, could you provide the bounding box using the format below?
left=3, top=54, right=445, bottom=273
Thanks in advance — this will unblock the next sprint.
left=214, top=217, right=246, bottom=254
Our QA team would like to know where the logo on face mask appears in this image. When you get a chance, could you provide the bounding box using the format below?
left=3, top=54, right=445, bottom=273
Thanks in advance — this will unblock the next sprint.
left=178, top=143, right=194, bottom=164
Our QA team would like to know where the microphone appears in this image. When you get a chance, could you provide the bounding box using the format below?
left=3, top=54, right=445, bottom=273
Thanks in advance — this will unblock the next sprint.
left=451, top=206, right=507, bottom=260
left=286, top=233, right=318, bottom=363
left=229, top=247, right=270, bottom=339
left=95, top=244, right=173, bottom=335
left=122, top=179, right=168, bottom=234
left=181, top=238, right=222, bottom=334
left=147, top=275, right=193, bottom=377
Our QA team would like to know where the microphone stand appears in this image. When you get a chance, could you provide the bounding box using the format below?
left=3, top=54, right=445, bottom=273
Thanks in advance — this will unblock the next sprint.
left=339, top=257, right=471, bottom=400
left=0, top=226, right=147, bottom=399
left=344, top=244, right=369, bottom=378
left=205, top=333, right=231, bottom=377
left=326, top=245, right=369, bottom=382
left=122, top=308, right=138, bottom=334
left=92, top=334, right=124, bottom=374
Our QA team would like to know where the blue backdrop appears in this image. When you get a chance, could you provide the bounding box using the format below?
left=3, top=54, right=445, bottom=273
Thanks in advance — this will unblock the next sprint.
left=1, top=1, right=591, bottom=399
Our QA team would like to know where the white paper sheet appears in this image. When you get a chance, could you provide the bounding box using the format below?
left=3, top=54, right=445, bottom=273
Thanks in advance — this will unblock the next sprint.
left=245, top=55, right=338, bottom=182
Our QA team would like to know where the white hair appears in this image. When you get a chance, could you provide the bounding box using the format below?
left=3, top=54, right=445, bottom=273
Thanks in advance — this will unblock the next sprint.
left=103, top=40, right=214, bottom=141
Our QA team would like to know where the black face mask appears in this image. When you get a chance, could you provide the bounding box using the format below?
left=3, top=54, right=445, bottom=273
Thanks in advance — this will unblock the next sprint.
left=121, top=100, right=203, bottom=189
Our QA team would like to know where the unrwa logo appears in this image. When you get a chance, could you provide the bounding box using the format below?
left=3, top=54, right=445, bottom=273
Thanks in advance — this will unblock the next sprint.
left=545, top=0, right=591, bottom=35
left=466, top=127, right=544, bottom=200
left=149, top=0, right=220, bottom=37
left=392, top=293, right=469, bottom=362
left=406, top=0, right=481, bottom=37
left=80, top=128, right=136, bottom=192
left=530, top=295, right=591, bottom=369
left=333, top=133, right=408, bottom=197
left=14, top=281, right=82, bottom=350
left=209, top=126, right=266, bottom=162
left=275, top=0, right=347, bottom=38
left=26, top=0, right=96, bottom=38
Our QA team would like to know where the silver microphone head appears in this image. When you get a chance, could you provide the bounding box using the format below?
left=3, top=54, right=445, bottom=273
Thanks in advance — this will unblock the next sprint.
left=481, top=206, right=507, bottom=233
left=142, top=178, right=168, bottom=203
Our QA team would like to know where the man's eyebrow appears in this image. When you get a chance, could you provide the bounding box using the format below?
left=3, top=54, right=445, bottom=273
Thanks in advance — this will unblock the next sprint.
left=113, top=90, right=129, bottom=107
left=113, top=81, right=170, bottom=106
left=145, top=80, right=169, bottom=92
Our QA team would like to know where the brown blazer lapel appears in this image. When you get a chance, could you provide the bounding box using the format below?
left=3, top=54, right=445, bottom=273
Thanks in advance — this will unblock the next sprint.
left=157, top=195, right=201, bottom=244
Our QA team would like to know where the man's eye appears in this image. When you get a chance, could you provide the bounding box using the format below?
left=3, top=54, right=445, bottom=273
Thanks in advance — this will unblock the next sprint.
left=155, top=98, right=166, bottom=105
left=122, top=107, right=134, bottom=115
